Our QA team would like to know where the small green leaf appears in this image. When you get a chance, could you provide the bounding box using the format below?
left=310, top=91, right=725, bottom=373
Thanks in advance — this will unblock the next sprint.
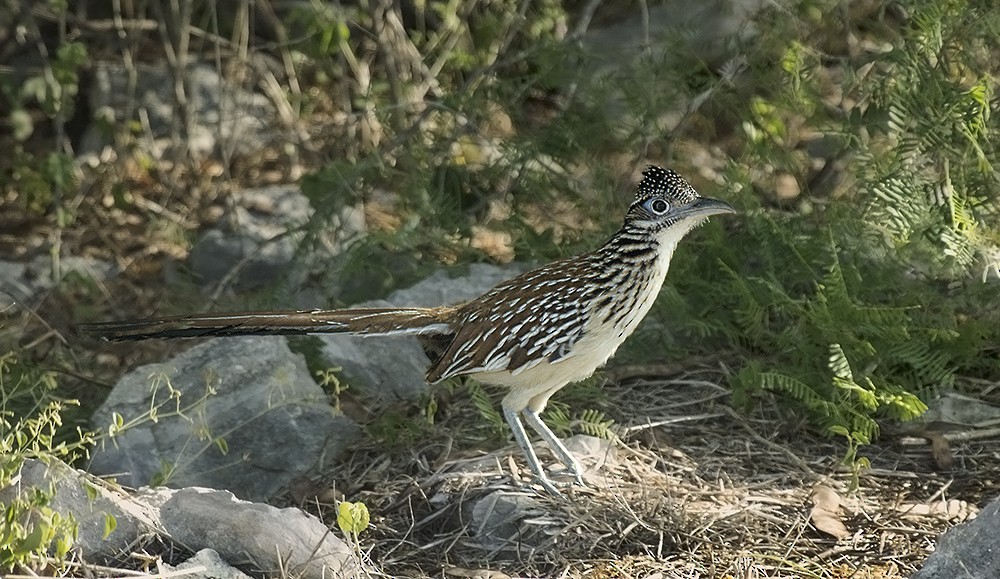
left=828, top=425, right=849, bottom=437
left=19, top=525, right=45, bottom=553
left=337, top=501, right=370, bottom=536
left=84, top=482, right=99, bottom=502
left=102, top=514, right=117, bottom=539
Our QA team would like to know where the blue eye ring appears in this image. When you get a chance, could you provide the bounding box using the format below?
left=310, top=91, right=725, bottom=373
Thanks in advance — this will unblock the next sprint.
left=644, top=197, right=670, bottom=215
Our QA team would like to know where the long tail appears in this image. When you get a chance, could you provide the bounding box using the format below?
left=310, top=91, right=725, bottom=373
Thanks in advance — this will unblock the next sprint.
left=78, top=307, right=457, bottom=341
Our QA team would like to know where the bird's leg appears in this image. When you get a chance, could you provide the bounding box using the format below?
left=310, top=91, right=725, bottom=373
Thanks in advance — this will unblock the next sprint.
left=522, top=408, right=585, bottom=487
left=502, top=405, right=561, bottom=496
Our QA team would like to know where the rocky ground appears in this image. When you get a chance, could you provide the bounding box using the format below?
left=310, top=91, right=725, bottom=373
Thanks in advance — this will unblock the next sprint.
left=3, top=2, right=1000, bottom=578
left=5, top=246, right=999, bottom=577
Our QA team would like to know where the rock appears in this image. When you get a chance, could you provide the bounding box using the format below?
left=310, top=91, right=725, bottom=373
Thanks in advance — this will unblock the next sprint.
left=80, top=62, right=277, bottom=161
left=920, top=391, right=1000, bottom=426
left=773, top=174, right=802, bottom=201
left=0, top=256, right=118, bottom=309
left=186, top=184, right=365, bottom=296
left=160, top=549, right=253, bottom=579
left=89, top=336, right=360, bottom=502
left=0, top=458, right=162, bottom=562
left=584, top=0, right=767, bottom=69
left=384, top=264, right=524, bottom=308
left=467, top=491, right=547, bottom=551
left=138, top=487, right=359, bottom=579
left=582, top=0, right=767, bottom=133
left=978, top=248, right=1000, bottom=283
left=317, top=264, right=523, bottom=403
left=459, top=436, right=615, bottom=551
left=0, top=260, right=30, bottom=309
left=913, top=497, right=997, bottom=579
left=2, top=459, right=360, bottom=578
left=317, top=330, right=431, bottom=406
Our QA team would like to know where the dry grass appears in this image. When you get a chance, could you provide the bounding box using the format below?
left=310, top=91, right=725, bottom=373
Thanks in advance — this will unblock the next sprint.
left=306, top=371, right=992, bottom=578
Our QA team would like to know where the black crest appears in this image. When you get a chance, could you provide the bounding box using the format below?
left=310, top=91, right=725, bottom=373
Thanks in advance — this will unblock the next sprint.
left=634, top=166, right=698, bottom=204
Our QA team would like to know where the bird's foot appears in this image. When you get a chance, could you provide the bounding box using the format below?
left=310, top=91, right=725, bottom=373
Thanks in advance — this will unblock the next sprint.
left=531, top=467, right=586, bottom=498
left=564, top=461, right=586, bottom=487
left=535, top=474, right=564, bottom=498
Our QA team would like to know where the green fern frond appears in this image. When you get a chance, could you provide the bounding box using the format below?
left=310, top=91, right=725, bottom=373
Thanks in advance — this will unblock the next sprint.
left=719, top=262, right=768, bottom=337
left=827, top=344, right=854, bottom=382
left=756, top=371, right=824, bottom=408
left=543, top=405, right=572, bottom=437
left=878, top=388, right=929, bottom=421
left=573, top=409, right=616, bottom=440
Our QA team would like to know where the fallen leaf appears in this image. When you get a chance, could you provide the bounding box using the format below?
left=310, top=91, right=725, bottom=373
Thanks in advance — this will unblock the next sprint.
left=445, top=567, right=512, bottom=579
left=928, top=432, right=954, bottom=470
left=810, top=485, right=850, bottom=540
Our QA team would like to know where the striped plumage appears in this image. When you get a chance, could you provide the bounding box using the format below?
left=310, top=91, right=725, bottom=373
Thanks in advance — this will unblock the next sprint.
left=80, top=166, right=734, bottom=495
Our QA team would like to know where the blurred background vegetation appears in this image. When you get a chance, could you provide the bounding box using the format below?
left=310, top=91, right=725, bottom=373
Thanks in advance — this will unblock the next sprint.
left=1, top=0, right=999, bottom=537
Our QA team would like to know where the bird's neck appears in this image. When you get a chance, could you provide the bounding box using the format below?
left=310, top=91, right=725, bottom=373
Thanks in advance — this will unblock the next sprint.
left=590, top=221, right=699, bottom=322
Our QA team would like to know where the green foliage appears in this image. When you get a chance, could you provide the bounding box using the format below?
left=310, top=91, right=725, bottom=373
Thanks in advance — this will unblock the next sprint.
left=849, top=1, right=999, bottom=279
left=0, top=353, right=94, bottom=572
left=7, top=149, right=78, bottom=216
left=544, top=405, right=617, bottom=441
left=20, top=40, right=87, bottom=119
left=465, top=381, right=505, bottom=435
left=315, top=366, right=349, bottom=414
left=0, top=0, right=85, bottom=216
left=658, top=0, right=1000, bottom=465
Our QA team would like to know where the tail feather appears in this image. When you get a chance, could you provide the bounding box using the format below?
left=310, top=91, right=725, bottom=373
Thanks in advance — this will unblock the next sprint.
left=79, top=307, right=457, bottom=341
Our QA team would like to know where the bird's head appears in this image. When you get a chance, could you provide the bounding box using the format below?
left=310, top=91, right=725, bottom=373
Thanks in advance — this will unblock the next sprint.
left=625, top=166, right=735, bottom=240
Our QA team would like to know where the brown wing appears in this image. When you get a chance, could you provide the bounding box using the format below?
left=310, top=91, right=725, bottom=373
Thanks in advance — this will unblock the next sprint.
left=424, top=257, right=597, bottom=383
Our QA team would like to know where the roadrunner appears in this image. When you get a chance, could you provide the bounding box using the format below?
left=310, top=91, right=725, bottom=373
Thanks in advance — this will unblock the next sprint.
left=81, top=166, right=734, bottom=495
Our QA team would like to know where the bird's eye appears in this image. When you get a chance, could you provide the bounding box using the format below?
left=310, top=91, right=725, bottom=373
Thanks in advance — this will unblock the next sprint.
left=644, top=198, right=670, bottom=215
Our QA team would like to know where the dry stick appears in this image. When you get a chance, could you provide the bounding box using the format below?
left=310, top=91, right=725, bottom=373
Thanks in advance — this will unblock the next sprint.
left=12, top=558, right=209, bottom=579
left=624, top=414, right=727, bottom=434
left=722, top=406, right=817, bottom=478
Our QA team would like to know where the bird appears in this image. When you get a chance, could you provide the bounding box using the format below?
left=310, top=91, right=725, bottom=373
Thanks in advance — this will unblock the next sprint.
left=80, top=166, right=735, bottom=495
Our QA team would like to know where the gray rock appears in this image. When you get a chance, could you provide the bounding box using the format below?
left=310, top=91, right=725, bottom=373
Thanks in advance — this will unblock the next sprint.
left=920, top=391, right=1000, bottom=426
left=81, top=62, right=277, bottom=161
left=468, top=491, right=547, bottom=551
left=186, top=185, right=365, bottom=297
left=979, top=247, right=1000, bottom=283
left=0, top=256, right=118, bottom=309
left=383, top=264, right=524, bottom=308
left=913, top=497, right=998, bottom=578
left=0, top=260, right=30, bottom=309
left=139, top=487, right=360, bottom=579
left=317, top=264, right=523, bottom=403
left=1, top=459, right=360, bottom=578
left=581, top=0, right=766, bottom=132
left=459, top=436, right=616, bottom=552
left=0, top=458, right=162, bottom=562
left=160, top=549, right=253, bottom=579
left=89, top=336, right=360, bottom=502
left=584, top=0, right=767, bottom=69
left=317, top=331, right=431, bottom=406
